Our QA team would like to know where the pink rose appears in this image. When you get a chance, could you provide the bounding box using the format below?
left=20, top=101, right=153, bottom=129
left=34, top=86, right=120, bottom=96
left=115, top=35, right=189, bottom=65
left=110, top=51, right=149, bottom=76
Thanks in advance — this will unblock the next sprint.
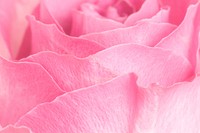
left=0, top=0, right=200, bottom=132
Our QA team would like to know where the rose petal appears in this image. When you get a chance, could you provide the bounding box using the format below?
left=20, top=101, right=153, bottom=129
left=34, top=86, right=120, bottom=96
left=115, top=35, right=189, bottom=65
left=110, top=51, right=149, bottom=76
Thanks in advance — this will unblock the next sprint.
left=156, top=3, right=200, bottom=69
left=0, top=125, right=32, bottom=133
left=16, top=73, right=138, bottom=133
left=141, top=6, right=170, bottom=23
left=40, top=0, right=117, bottom=33
left=0, top=33, right=11, bottom=59
left=22, top=51, right=116, bottom=92
left=28, top=16, right=104, bottom=58
left=125, top=0, right=160, bottom=26
left=23, top=44, right=194, bottom=89
left=0, top=0, right=40, bottom=59
left=158, top=0, right=198, bottom=25
left=81, top=21, right=176, bottom=48
left=91, top=44, right=194, bottom=87
left=70, top=9, right=125, bottom=36
left=0, top=56, right=64, bottom=126
left=153, top=76, right=200, bottom=132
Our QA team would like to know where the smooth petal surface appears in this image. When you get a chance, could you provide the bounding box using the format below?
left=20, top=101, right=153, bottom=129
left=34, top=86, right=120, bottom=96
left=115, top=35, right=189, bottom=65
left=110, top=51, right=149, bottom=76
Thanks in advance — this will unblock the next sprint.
left=16, top=73, right=138, bottom=133
left=153, top=76, right=200, bottom=133
left=82, top=21, right=176, bottom=48
left=0, top=0, right=40, bottom=58
left=125, top=0, right=160, bottom=26
left=22, top=51, right=116, bottom=92
left=143, top=6, right=170, bottom=23
left=0, top=125, right=32, bottom=133
left=28, top=16, right=104, bottom=58
left=0, top=56, right=64, bottom=126
left=70, top=10, right=125, bottom=36
left=156, top=3, right=200, bottom=68
left=90, top=44, right=194, bottom=87
left=158, top=0, right=198, bottom=25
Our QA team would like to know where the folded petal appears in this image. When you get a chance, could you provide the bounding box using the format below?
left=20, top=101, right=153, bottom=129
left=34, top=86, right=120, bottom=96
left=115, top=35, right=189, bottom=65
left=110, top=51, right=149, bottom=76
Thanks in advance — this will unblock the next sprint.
left=158, top=0, right=198, bottom=25
left=39, top=0, right=117, bottom=33
left=91, top=44, right=194, bottom=87
left=0, top=56, right=64, bottom=126
left=22, top=51, right=116, bottom=92
left=0, top=0, right=40, bottom=59
left=0, top=125, right=32, bottom=133
left=82, top=21, right=176, bottom=48
left=23, top=44, right=194, bottom=89
left=70, top=9, right=125, bottom=36
left=28, top=16, right=104, bottom=58
left=16, top=73, right=138, bottom=133
left=125, top=0, right=160, bottom=26
left=156, top=3, right=200, bottom=69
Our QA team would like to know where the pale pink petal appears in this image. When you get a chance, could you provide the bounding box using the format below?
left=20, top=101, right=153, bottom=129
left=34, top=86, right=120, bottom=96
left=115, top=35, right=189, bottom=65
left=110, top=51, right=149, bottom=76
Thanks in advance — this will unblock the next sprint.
left=90, top=44, right=194, bottom=87
left=153, top=76, right=200, bottom=132
left=0, top=56, right=64, bottom=126
left=22, top=43, right=193, bottom=91
left=28, top=16, right=104, bottom=57
left=125, top=0, right=160, bottom=26
left=16, top=73, right=138, bottom=133
left=22, top=51, right=116, bottom=92
left=0, top=125, right=32, bottom=133
left=70, top=10, right=125, bottom=36
left=81, top=21, right=176, bottom=48
left=158, top=0, right=198, bottom=25
left=156, top=3, right=200, bottom=69
left=141, top=6, right=170, bottom=23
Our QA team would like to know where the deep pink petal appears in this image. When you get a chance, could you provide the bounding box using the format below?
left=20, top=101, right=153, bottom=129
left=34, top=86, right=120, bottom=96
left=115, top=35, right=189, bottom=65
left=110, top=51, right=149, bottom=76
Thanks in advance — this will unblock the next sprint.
left=90, top=44, right=194, bottom=87
left=81, top=21, right=176, bottom=48
left=22, top=51, right=116, bottom=92
left=16, top=73, right=138, bottom=133
left=125, top=0, right=160, bottom=26
left=0, top=125, right=32, bottom=133
left=70, top=10, right=125, bottom=36
left=158, top=0, right=198, bottom=25
left=156, top=3, right=200, bottom=69
left=28, top=16, right=104, bottom=58
left=0, top=56, right=64, bottom=126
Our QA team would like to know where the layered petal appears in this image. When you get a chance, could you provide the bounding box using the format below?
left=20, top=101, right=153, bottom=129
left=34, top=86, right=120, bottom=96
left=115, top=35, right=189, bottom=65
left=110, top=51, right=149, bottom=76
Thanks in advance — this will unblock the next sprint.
left=39, top=0, right=117, bottom=33
left=0, top=125, right=32, bottom=133
left=156, top=3, right=200, bottom=69
left=0, top=56, right=64, bottom=126
left=158, top=0, right=198, bottom=25
left=0, top=0, right=40, bottom=58
left=16, top=73, right=138, bottom=133
left=82, top=21, right=176, bottom=48
left=28, top=16, right=104, bottom=58
left=23, top=44, right=194, bottom=89
left=70, top=9, right=125, bottom=36
left=22, top=51, right=116, bottom=92
left=125, top=0, right=160, bottom=26
left=90, top=44, right=194, bottom=87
